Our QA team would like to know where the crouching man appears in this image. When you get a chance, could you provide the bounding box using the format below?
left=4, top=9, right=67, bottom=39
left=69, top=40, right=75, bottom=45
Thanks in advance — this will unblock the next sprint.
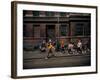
left=40, top=40, right=46, bottom=52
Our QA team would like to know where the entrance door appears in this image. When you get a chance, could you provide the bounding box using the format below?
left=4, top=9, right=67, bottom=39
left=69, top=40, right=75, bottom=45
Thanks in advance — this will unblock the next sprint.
left=46, top=25, right=55, bottom=41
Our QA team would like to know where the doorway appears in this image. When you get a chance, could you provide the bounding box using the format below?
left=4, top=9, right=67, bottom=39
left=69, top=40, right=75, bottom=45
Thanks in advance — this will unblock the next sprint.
left=46, top=25, right=55, bottom=41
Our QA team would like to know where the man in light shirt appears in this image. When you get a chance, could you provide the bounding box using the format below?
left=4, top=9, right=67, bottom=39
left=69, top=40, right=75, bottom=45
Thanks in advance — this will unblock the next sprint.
left=68, top=42, right=74, bottom=54
left=77, top=39, right=82, bottom=54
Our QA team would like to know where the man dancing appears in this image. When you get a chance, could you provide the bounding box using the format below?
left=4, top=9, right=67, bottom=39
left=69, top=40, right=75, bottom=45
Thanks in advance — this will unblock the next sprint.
left=77, top=39, right=82, bottom=54
left=45, top=39, right=56, bottom=59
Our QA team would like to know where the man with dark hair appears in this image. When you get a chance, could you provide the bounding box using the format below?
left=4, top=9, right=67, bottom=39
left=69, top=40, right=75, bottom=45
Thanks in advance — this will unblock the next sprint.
left=77, top=39, right=82, bottom=54
left=68, top=42, right=74, bottom=54
left=45, top=39, right=55, bottom=59
left=40, top=40, right=46, bottom=52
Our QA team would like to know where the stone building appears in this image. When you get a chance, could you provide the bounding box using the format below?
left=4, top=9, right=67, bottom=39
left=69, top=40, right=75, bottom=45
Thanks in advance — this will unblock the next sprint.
left=23, top=10, right=91, bottom=49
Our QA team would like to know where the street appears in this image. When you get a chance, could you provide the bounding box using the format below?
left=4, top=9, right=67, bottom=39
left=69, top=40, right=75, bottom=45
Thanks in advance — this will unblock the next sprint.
left=23, top=51, right=91, bottom=69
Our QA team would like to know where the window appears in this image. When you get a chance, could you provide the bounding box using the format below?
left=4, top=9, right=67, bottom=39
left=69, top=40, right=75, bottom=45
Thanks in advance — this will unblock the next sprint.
left=60, top=25, right=68, bottom=36
left=45, top=12, right=55, bottom=16
left=59, top=12, right=66, bottom=17
left=74, top=23, right=90, bottom=36
left=75, top=23, right=84, bottom=36
left=84, top=23, right=91, bottom=36
left=32, top=11, right=40, bottom=16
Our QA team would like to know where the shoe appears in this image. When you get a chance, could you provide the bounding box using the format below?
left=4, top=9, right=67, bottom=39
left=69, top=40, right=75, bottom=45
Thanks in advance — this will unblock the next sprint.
left=45, top=57, right=48, bottom=59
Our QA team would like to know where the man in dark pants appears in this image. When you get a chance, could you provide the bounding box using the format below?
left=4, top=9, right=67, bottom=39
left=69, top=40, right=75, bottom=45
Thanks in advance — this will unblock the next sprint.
left=45, top=39, right=56, bottom=59
left=40, top=40, right=46, bottom=52
left=77, top=40, right=82, bottom=54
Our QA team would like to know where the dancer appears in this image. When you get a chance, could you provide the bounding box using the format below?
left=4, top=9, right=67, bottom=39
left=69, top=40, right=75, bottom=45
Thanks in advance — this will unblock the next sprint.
left=39, top=40, right=46, bottom=52
left=77, top=39, right=82, bottom=54
left=45, top=39, right=55, bottom=59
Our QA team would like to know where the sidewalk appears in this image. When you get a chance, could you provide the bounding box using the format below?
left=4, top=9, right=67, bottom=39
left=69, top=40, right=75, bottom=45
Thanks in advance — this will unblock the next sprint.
left=23, top=50, right=90, bottom=59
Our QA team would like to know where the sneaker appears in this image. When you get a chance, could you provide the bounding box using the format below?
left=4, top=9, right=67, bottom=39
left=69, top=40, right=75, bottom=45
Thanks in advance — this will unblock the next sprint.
left=45, top=57, right=48, bottom=59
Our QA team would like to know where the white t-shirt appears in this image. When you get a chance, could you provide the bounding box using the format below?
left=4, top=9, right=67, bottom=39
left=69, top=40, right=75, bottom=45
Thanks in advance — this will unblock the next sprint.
left=77, top=42, right=82, bottom=48
left=68, top=44, right=74, bottom=49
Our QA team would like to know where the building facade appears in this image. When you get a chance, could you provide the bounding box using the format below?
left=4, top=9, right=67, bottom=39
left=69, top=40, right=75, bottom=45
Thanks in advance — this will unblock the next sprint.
left=23, top=10, right=91, bottom=48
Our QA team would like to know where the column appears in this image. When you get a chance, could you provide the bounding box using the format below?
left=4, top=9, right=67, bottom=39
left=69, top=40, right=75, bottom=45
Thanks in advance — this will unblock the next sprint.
left=55, top=24, right=60, bottom=40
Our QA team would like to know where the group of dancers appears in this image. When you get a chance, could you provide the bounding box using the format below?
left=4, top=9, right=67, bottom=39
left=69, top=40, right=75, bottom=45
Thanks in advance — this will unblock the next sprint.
left=39, top=39, right=89, bottom=59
